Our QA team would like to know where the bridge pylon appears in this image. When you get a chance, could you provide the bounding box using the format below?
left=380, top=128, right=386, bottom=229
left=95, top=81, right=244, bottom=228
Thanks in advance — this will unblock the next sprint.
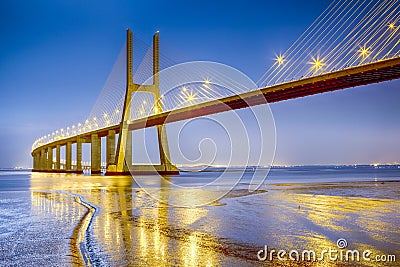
left=106, top=29, right=179, bottom=175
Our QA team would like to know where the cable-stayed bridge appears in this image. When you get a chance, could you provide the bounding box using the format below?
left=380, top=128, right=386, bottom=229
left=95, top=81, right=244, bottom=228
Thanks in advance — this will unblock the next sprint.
left=32, top=0, right=400, bottom=174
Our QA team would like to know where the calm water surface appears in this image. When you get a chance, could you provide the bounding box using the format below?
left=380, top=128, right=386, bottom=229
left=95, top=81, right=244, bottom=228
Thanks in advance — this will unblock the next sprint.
left=0, top=167, right=399, bottom=266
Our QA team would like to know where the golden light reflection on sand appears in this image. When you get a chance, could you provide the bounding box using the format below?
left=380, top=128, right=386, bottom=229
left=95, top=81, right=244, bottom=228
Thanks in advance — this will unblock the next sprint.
left=30, top=174, right=227, bottom=266
left=267, top=185, right=400, bottom=266
left=30, top=173, right=399, bottom=266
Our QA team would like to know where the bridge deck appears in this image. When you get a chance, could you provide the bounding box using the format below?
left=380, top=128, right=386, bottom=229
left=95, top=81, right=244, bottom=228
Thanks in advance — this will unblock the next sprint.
left=32, top=57, right=400, bottom=154
left=128, top=57, right=400, bottom=130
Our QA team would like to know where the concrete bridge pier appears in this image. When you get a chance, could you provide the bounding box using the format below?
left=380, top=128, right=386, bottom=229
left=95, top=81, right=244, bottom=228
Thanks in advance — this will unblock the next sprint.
left=33, top=153, right=38, bottom=170
left=40, top=149, right=46, bottom=171
left=106, top=29, right=178, bottom=175
left=33, top=152, right=37, bottom=170
left=76, top=137, right=83, bottom=173
left=106, top=130, right=116, bottom=166
left=125, top=131, right=132, bottom=172
left=47, top=147, right=53, bottom=171
left=66, top=141, right=72, bottom=172
left=55, top=145, right=61, bottom=171
left=91, top=134, right=101, bottom=174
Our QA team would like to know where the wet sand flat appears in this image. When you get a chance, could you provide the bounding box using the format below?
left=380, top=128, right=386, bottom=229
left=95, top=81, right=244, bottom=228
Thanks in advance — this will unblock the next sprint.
left=0, top=171, right=399, bottom=266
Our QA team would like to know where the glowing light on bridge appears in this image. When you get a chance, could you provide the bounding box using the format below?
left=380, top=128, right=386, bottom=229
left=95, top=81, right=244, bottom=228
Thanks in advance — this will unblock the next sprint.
left=275, top=55, right=285, bottom=65
left=203, top=79, right=211, bottom=89
left=358, top=46, right=370, bottom=58
left=389, top=23, right=396, bottom=30
left=186, top=92, right=196, bottom=101
left=103, top=113, right=108, bottom=118
left=181, top=86, right=187, bottom=92
left=310, top=57, right=324, bottom=71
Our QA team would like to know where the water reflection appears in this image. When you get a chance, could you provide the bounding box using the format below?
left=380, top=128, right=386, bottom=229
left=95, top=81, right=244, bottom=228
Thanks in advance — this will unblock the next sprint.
left=29, top=174, right=235, bottom=266
left=29, top=173, right=399, bottom=266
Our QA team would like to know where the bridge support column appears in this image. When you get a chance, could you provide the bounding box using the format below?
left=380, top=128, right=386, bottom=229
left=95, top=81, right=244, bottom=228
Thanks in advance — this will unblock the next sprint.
left=40, top=149, right=46, bottom=171
left=106, top=29, right=178, bottom=175
left=47, top=147, right=53, bottom=171
left=33, top=153, right=38, bottom=170
left=125, top=131, right=132, bottom=172
left=91, top=134, right=101, bottom=174
left=33, top=154, right=36, bottom=170
left=106, top=130, right=116, bottom=166
left=157, top=125, right=174, bottom=171
left=66, top=142, right=72, bottom=172
left=55, top=145, right=61, bottom=171
left=152, top=32, right=177, bottom=174
left=77, top=137, right=82, bottom=173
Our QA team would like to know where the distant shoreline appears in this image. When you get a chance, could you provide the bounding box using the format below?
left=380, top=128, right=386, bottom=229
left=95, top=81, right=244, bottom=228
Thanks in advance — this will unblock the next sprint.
left=180, top=164, right=400, bottom=172
left=1, top=164, right=400, bottom=173
left=0, top=168, right=32, bottom=172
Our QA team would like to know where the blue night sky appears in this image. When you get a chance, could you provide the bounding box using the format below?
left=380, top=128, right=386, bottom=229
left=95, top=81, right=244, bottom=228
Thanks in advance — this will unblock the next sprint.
left=0, top=0, right=399, bottom=168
